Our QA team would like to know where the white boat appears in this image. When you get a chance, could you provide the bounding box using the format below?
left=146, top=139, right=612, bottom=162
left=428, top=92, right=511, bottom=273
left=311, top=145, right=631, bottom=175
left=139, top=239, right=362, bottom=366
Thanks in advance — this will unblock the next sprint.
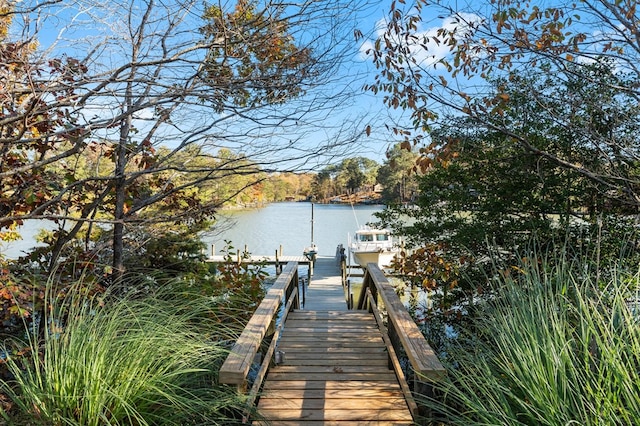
left=348, top=226, right=399, bottom=269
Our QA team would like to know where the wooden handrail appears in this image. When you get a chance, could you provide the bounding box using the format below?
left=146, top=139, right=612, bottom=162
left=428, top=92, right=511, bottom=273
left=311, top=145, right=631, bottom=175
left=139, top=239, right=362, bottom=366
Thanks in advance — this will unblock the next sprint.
left=242, top=285, right=298, bottom=422
left=364, top=287, right=419, bottom=417
left=356, top=262, right=445, bottom=382
left=219, top=262, right=299, bottom=388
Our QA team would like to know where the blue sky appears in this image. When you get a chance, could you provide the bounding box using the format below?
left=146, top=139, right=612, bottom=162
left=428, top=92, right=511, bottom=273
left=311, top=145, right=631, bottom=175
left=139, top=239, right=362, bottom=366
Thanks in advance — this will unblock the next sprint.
left=350, top=0, right=485, bottom=162
left=21, top=0, right=619, bottom=168
left=19, top=0, right=457, bottom=167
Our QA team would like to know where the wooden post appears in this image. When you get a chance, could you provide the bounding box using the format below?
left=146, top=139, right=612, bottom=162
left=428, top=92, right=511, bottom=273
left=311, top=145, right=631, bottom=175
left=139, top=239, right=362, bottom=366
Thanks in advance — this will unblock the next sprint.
left=293, top=268, right=299, bottom=309
left=387, top=318, right=399, bottom=370
left=414, top=376, right=439, bottom=421
left=367, top=274, right=378, bottom=313
left=211, top=244, right=215, bottom=257
left=284, top=267, right=299, bottom=310
left=275, top=250, right=281, bottom=274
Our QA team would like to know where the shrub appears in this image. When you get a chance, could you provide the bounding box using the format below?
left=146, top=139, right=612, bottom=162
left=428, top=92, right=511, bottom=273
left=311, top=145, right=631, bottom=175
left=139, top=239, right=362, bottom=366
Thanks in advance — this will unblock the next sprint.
left=421, top=255, right=640, bottom=425
left=0, top=281, right=249, bottom=425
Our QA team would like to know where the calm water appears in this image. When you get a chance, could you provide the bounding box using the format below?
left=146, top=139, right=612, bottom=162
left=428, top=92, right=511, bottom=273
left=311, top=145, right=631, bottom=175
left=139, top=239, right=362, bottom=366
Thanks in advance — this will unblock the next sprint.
left=1, top=202, right=386, bottom=260
left=203, top=202, right=385, bottom=258
left=1, top=220, right=57, bottom=259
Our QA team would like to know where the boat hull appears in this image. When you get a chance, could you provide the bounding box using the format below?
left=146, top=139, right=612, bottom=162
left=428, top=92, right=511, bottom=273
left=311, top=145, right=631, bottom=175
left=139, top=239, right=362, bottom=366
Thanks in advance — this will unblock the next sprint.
left=350, top=249, right=397, bottom=269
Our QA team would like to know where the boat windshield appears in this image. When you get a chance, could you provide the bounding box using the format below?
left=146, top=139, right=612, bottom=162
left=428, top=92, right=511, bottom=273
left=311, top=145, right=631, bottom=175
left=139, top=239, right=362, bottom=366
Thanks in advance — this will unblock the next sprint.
left=357, top=233, right=390, bottom=242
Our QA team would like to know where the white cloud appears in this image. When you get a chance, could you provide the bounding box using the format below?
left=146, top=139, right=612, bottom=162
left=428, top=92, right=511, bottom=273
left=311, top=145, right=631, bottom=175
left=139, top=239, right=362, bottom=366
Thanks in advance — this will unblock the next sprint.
left=359, top=12, right=484, bottom=68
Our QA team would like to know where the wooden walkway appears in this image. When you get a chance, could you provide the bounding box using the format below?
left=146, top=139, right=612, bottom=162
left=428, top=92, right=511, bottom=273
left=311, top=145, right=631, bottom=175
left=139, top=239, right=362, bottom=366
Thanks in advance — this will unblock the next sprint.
left=219, top=257, right=445, bottom=426
left=303, top=256, right=348, bottom=311
left=254, top=257, right=414, bottom=425
left=254, top=310, right=414, bottom=425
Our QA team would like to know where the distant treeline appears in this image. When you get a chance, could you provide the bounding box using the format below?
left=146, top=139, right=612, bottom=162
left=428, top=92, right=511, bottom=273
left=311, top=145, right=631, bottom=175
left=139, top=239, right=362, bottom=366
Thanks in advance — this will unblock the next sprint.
left=243, top=148, right=418, bottom=206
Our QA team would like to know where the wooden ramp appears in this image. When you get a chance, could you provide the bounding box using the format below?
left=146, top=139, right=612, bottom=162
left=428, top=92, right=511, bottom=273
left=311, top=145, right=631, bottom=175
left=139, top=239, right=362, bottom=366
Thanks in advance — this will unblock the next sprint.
left=254, top=310, right=414, bottom=425
left=304, top=256, right=348, bottom=311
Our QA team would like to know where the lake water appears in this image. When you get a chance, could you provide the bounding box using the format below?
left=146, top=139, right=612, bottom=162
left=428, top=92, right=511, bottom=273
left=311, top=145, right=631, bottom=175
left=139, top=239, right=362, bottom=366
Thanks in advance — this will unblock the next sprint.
left=1, top=220, right=57, bottom=259
left=2, top=203, right=435, bottom=314
left=202, top=202, right=385, bottom=258
left=1, top=202, right=386, bottom=260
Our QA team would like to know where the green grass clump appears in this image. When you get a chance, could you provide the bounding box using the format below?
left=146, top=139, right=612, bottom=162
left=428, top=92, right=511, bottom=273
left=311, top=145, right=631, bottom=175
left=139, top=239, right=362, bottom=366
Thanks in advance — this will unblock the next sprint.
left=421, top=257, right=640, bottom=425
left=0, top=283, right=247, bottom=425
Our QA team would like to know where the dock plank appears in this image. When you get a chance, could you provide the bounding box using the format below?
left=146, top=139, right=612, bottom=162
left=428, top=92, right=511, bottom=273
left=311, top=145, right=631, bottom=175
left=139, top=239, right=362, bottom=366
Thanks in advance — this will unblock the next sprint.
left=257, top=397, right=410, bottom=411
left=260, top=388, right=405, bottom=399
left=289, top=310, right=370, bottom=318
left=303, top=257, right=347, bottom=310
left=255, top=408, right=413, bottom=422
left=255, top=309, right=413, bottom=425
left=281, top=353, right=388, bottom=364
left=253, top=421, right=410, bottom=426
left=262, top=380, right=403, bottom=391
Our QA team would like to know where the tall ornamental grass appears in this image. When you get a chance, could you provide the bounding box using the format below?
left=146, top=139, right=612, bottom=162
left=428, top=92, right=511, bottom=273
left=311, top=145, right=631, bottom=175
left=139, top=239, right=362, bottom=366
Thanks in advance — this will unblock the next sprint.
left=421, top=257, right=640, bottom=425
left=0, top=282, right=248, bottom=425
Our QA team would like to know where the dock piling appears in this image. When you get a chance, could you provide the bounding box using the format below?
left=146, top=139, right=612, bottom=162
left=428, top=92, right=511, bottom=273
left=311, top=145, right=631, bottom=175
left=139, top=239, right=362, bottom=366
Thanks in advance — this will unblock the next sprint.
left=299, top=277, right=306, bottom=307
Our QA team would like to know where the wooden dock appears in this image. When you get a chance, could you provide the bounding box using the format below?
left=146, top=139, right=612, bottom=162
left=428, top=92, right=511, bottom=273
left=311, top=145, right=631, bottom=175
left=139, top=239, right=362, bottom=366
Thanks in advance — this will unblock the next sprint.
left=207, top=254, right=310, bottom=265
left=254, top=310, right=414, bottom=425
left=303, top=256, right=348, bottom=311
left=253, top=257, right=413, bottom=425
left=219, top=257, right=445, bottom=426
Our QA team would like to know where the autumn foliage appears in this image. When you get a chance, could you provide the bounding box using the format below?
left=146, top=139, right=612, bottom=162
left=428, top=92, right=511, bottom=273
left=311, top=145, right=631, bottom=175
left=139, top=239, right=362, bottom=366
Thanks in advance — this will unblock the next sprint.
left=363, top=0, right=640, bottom=207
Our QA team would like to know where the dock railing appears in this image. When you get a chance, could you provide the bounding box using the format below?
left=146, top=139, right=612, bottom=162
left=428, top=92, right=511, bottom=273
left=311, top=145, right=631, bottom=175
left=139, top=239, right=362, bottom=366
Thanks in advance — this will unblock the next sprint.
left=219, top=261, right=300, bottom=410
left=356, top=262, right=446, bottom=418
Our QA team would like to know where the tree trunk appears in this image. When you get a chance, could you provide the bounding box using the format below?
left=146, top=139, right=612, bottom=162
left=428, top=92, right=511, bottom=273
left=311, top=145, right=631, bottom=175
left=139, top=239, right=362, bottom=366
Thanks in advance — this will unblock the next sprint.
left=111, top=2, right=142, bottom=285
left=112, top=122, right=130, bottom=285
